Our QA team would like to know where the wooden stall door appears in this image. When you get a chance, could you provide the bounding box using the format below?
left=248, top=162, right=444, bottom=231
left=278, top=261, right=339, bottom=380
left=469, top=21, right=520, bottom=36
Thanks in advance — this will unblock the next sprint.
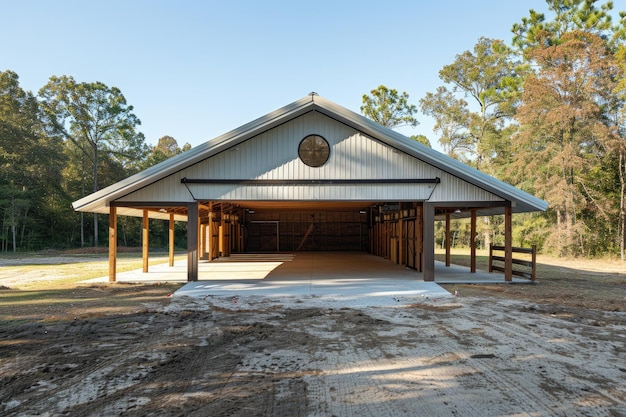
left=405, top=219, right=416, bottom=269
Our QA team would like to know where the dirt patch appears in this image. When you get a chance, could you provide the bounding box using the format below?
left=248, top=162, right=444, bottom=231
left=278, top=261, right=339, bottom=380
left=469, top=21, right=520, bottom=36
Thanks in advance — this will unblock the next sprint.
left=0, top=254, right=625, bottom=416
left=1, top=284, right=625, bottom=416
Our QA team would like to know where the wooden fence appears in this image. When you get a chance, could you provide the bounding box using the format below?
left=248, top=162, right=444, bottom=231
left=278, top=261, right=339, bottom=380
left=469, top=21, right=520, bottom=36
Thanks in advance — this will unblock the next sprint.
left=489, top=244, right=537, bottom=281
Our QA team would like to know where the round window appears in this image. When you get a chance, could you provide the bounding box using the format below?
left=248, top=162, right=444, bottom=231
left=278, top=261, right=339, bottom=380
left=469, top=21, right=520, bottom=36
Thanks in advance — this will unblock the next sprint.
left=298, top=135, right=330, bottom=167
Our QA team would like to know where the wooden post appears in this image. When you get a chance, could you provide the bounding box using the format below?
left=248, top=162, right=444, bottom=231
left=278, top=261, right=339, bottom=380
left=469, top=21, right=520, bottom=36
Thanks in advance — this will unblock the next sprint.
left=505, top=205, right=513, bottom=282
left=445, top=212, right=451, bottom=267
left=530, top=245, right=537, bottom=281
left=208, top=211, right=214, bottom=260
left=108, top=205, right=117, bottom=283
left=210, top=212, right=219, bottom=261
left=222, top=215, right=231, bottom=257
left=200, top=222, right=207, bottom=260
left=423, top=203, right=435, bottom=281
left=187, top=202, right=199, bottom=281
left=416, top=204, right=423, bottom=272
left=198, top=220, right=203, bottom=260
left=470, top=209, right=477, bottom=273
left=169, top=213, right=175, bottom=267
left=142, top=209, right=149, bottom=273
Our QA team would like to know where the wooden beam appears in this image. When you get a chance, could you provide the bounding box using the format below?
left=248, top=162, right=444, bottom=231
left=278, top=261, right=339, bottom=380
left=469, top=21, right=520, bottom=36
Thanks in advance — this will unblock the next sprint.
left=398, top=218, right=404, bottom=265
left=109, top=206, right=117, bottom=283
left=423, top=203, right=435, bottom=281
left=470, top=210, right=476, bottom=273
left=142, top=209, right=149, bottom=273
left=169, top=213, right=175, bottom=267
left=222, top=219, right=231, bottom=257
left=505, top=204, right=513, bottom=282
left=187, top=202, right=199, bottom=281
left=210, top=212, right=219, bottom=261
left=208, top=211, right=214, bottom=260
left=445, top=213, right=451, bottom=267
left=199, top=221, right=205, bottom=259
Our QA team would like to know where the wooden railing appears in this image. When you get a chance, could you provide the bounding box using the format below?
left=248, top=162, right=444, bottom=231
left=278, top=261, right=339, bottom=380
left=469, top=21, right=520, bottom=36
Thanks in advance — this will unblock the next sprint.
left=489, top=244, right=537, bottom=281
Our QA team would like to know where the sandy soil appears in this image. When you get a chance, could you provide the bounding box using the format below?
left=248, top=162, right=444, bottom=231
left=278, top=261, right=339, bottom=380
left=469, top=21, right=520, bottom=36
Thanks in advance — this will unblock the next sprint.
left=1, top=286, right=625, bottom=416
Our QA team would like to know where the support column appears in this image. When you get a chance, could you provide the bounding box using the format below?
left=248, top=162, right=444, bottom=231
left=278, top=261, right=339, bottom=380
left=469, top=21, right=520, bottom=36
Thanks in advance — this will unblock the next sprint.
left=200, top=222, right=207, bottom=260
left=470, top=209, right=477, bottom=273
left=142, top=210, right=149, bottom=273
left=109, top=205, right=117, bottom=283
left=187, top=202, right=199, bottom=282
left=445, top=212, right=451, bottom=267
left=198, top=220, right=203, bottom=261
left=210, top=212, right=219, bottom=261
left=222, top=215, right=231, bottom=257
left=169, top=213, right=175, bottom=267
left=208, top=212, right=214, bottom=260
left=423, top=203, right=435, bottom=281
left=505, top=204, right=513, bottom=282
left=398, top=217, right=404, bottom=265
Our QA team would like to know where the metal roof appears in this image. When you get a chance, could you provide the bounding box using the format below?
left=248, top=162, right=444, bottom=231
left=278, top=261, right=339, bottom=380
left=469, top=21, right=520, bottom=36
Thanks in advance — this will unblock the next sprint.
left=72, top=94, right=548, bottom=218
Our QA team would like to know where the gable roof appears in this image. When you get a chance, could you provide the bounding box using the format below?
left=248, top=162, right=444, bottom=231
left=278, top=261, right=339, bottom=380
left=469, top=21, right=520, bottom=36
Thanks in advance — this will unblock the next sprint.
left=72, top=94, right=548, bottom=218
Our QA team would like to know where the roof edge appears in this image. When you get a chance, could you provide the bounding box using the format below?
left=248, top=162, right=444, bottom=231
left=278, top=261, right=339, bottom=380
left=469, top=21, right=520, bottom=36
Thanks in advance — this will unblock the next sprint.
left=310, top=96, right=548, bottom=213
left=73, top=94, right=548, bottom=214
left=73, top=96, right=317, bottom=211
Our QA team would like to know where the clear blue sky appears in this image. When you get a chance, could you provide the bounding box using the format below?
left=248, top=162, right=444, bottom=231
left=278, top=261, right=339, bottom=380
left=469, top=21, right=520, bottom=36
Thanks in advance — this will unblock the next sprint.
left=2, top=0, right=548, bottom=149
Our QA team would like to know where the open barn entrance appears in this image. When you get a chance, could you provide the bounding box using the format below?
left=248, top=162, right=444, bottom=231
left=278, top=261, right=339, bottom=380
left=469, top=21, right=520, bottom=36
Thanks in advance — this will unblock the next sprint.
left=246, top=210, right=368, bottom=252
left=197, top=201, right=424, bottom=277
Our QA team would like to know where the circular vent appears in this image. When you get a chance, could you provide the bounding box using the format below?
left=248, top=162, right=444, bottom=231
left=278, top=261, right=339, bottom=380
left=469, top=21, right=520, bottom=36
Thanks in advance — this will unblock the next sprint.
left=298, top=134, right=330, bottom=167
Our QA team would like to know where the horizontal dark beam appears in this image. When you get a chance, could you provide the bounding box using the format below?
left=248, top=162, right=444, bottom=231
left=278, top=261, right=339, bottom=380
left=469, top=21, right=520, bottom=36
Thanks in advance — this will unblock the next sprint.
left=110, top=201, right=191, bottom=208
left=181, top=178, right=440, bottom=185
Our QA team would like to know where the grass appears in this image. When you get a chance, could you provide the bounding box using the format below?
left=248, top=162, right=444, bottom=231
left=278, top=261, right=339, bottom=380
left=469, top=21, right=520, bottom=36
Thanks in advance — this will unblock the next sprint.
left=0, top=252, right=186, bottom=290
left=0, top=283, right=182, bottom=325
left=0, top=252, right=188, bottom=323
left=437, top=248, right=625, bottom=312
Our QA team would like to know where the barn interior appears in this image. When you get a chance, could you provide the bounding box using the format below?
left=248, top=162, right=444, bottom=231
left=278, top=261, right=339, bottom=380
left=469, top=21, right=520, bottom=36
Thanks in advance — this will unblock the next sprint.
left=147, top=200, right=425, bottom=273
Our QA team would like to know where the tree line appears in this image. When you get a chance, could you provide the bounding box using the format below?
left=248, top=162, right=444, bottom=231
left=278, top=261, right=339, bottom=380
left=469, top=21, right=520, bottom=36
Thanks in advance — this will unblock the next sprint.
left=362, top=0, right=626, bottom=260
left=2, top=0, right=625, bottom=260
left=0, top=71, right=190, bottom=251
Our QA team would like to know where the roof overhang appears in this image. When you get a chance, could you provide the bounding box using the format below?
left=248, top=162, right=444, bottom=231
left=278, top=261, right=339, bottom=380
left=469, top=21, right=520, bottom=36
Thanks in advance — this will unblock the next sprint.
left=72, top=94, right=548, bottom=220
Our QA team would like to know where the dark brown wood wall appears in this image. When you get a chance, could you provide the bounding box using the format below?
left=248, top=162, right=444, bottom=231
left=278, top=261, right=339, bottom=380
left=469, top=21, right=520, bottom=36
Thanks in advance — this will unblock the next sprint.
left=246, top=211, right=368, bottom=252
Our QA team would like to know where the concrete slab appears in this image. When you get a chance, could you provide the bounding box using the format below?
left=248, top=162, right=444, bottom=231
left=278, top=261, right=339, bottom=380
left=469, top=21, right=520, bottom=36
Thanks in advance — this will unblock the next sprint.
left=82, top=252, right=529, bottom=306
left=173, top=278, right=451, bottom=308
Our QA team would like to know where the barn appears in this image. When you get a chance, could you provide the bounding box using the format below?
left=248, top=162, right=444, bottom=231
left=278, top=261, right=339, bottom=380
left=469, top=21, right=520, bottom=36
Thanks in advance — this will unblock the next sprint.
left=72, top=94, right=548, bottom=283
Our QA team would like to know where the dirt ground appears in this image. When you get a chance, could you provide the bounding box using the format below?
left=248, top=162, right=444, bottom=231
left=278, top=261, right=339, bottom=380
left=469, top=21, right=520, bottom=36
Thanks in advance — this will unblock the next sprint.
left=0, top=254, right=625, bottom=416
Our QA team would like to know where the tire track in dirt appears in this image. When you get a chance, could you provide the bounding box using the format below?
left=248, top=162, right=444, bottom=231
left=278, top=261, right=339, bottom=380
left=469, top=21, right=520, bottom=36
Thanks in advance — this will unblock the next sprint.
left=442, top=300, right=626, bottom=416
left=2, top=297, right=625, bottom=416
left=1, top=314, right=159, bottom=415
left=439, top=322, right=564, bottom=416
left=301, top=307, right=486, bottom=417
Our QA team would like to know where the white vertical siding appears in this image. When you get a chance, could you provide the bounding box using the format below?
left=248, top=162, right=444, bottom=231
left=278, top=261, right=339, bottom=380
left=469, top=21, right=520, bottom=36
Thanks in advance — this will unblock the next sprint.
left=118, top=111, right=503, bottom=204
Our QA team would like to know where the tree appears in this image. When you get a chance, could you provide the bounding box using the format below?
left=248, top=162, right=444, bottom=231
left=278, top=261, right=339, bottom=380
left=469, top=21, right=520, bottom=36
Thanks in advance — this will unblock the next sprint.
left=511, top=0, right=626, bottom=258
left=512, top=30, right=621, bottom=256
left=410, top=134, right=431, bottom=147
left=0, top=71, right=64, bottom=252
left=142, top=135, right=190, bottom=168
left=360, top=85, right=419, bottom=129
left=614, top=44, right=626, bottom=260
left=512, top=0, right=618, bottom=52
left=420, top=38, right=522, bottom=171
left=39, top=76, right=147, bottom=246
left=420, top=86, right=473, bottom=161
